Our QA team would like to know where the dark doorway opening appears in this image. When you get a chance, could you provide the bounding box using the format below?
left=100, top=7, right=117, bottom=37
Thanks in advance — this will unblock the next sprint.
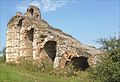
left=37, top=14, right=39, bottom=18
left=27, top=28, right=34, bottom=42
left=29, top=8, right=34, bottom=16
left=71, top=56, right=89, bottom=71
left=17, top=19, right=23, bottom=27
left=44, top=41, right=57, bottom=61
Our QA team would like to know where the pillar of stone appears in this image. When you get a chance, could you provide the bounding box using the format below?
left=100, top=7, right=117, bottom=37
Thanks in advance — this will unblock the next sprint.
left=33, top=28, right=39, bottom=60
left=19, top=26, right=33, bottom=59
left=6, top=26, right=20, bottom=62
left=33, top=29, right=45, bottom=60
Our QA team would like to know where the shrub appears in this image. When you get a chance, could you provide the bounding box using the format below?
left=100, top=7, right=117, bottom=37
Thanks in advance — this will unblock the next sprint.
left=18, top=59, right=53, bottom=73
left=6, top=62, right=17, bottom=66
left=0, top=47, right=6, bottom=63
left=90, top=35, right=120, bottom=82
left=51, top=62, right=77, bottom=78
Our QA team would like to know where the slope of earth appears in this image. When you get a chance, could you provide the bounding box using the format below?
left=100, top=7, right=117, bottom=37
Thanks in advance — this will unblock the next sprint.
left=0, top=62, right=88, bottom=82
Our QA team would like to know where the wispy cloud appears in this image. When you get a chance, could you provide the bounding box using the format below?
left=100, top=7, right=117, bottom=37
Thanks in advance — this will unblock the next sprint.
left=17, top=0, right=71, bottom=13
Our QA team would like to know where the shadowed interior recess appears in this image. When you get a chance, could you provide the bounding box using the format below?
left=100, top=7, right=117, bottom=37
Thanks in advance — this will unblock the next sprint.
left=71, top=56, right=89, bottom=70
left=44, top=41, right=57, bottom=61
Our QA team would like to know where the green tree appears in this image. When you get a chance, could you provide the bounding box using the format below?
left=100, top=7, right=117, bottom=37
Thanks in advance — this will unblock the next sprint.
left=0, top=47, right=6, bottom=62
left=2, top=47, right=6, bottom=60
left=91, top=35, right=120, bottom=82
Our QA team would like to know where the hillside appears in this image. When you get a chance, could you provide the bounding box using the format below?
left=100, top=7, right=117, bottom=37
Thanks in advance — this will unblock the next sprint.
left=0, top=62, right=90, bottom=82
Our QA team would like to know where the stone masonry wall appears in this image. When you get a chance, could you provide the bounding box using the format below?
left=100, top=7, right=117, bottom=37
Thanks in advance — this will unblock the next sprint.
left=6, top=5, right=103, bottom=69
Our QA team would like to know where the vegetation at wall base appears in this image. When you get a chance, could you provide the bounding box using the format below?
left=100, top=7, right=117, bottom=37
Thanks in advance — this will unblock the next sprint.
left=0, top=62, right=92, bottom=82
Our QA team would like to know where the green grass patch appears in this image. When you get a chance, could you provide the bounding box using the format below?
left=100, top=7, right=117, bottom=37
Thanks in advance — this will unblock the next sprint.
left=0, top=62, right=84, bottom=82
left=0, top=58, right=99, bottom=82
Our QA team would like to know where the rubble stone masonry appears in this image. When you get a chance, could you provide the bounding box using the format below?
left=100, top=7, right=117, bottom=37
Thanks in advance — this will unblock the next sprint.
left=6, top=5, right=103, bottom=69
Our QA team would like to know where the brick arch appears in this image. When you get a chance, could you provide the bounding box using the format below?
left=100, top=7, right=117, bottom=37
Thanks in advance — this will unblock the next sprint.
left=71, top=56, right=90, bottom=71
left=44, top=41, right=57, bottom=61
left=59, top=53, right=90, bottom=70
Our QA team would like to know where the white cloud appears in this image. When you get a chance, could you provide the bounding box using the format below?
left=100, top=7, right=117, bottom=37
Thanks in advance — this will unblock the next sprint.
left=16, top=0, right=71, bottom=13
left=30, top=1, right=41, bottom=7
left=40, top=0, right=68, bottom=12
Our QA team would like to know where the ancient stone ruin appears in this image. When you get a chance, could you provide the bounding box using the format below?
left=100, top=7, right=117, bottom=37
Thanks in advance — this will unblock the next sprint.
left=6, top=5, right=102, bottom=70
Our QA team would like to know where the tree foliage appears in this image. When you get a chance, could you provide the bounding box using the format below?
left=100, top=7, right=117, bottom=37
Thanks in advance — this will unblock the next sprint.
left=0, top=47, right=6, bottom=62
left=91, top=35, right=120, bottom=82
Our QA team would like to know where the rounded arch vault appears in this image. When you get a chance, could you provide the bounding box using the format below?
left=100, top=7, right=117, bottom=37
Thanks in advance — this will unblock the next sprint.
left=44, top=41, right=57, bottom=61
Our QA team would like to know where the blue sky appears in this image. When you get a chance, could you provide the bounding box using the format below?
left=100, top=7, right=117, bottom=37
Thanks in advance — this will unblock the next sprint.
left=0, top=0, right=120, bottom=50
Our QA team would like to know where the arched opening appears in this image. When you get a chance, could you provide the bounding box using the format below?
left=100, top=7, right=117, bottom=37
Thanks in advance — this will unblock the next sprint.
left=37, top=14, right=39, bottom=18
left=71, top=56, right=89, bottom=71
left=29, top=8, right=34, bottom=16
left=27, top=28, right=34, bottom=42
left=44, top=41, right=57, bottom=61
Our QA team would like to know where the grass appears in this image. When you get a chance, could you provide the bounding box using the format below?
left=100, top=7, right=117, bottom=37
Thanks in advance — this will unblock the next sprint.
left=0, top=58, right=96, bottom=82
left=0, top=62, right=83, bottom=82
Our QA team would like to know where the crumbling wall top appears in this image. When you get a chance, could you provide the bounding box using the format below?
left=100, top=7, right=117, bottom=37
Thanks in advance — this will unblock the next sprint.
left=16, top=12, right=22, bottom=17
left=26, top=5, right=41, bottom=18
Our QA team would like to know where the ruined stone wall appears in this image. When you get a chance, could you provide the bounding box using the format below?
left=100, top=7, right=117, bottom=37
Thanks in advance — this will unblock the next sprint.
left=6, top=15, right=21, bottom=62
left=6, top=5, right=103, bottom=69
left=25, top=5, right=41, bottom=18
left=19, top=18, right=33, bottom=58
